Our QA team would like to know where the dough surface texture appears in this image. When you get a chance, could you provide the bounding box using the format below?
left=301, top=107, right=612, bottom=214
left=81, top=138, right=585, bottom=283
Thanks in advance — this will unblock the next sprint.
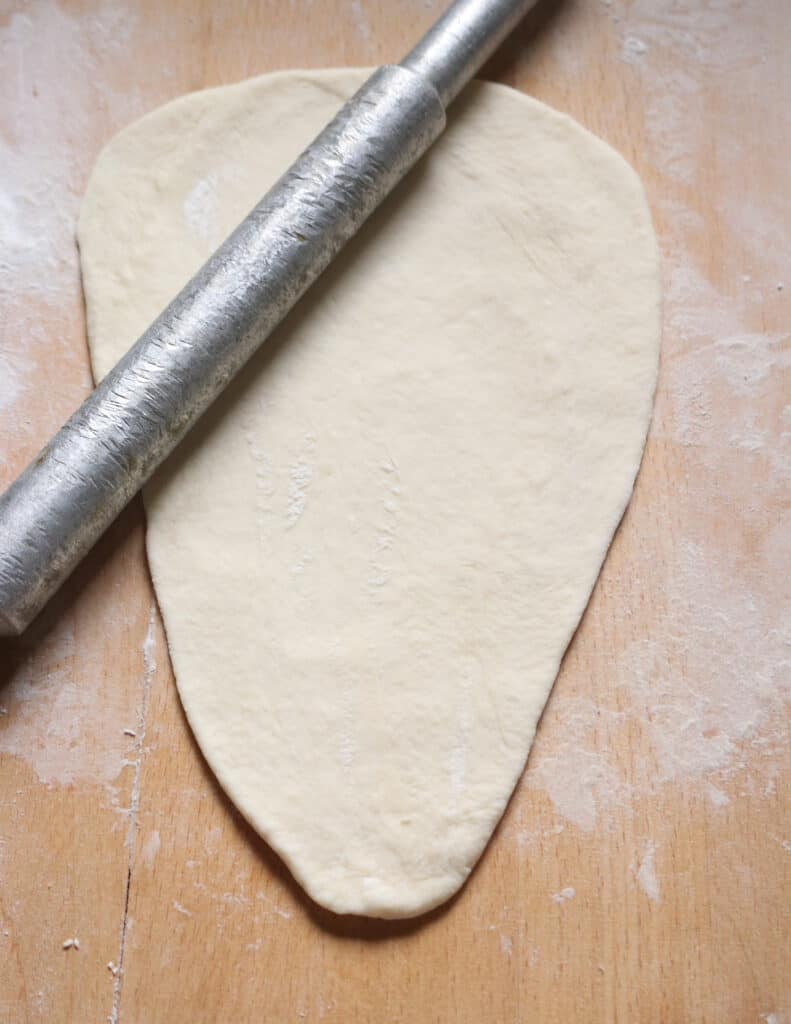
left=79, top=69, right=660, bottom=918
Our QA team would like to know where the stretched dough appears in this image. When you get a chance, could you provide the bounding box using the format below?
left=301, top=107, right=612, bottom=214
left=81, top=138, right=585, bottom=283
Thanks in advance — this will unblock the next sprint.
left=79, top=69, right=660, bottom=918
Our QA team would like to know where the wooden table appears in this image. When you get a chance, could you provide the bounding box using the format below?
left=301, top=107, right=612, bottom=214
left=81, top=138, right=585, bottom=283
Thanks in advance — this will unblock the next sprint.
left=1, top=1, right=788, bottom=1021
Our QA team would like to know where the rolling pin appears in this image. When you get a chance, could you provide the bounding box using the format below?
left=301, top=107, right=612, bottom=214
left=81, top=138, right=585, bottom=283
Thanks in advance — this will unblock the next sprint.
left=0, top=0, right=535, bottom=635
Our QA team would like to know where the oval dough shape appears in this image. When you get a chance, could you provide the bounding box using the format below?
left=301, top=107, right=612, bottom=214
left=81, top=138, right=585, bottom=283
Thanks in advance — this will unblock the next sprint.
left=79, top=69, right=660, bottom=918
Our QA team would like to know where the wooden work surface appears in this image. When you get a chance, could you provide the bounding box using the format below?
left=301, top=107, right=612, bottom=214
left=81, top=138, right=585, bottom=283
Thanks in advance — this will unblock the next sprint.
left=1, top=1, right=788, bottom=1021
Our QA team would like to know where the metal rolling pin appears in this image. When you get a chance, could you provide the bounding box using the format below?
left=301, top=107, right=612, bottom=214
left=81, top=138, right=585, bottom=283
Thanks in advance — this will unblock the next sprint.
left=0, top=0, right=535, bottom=636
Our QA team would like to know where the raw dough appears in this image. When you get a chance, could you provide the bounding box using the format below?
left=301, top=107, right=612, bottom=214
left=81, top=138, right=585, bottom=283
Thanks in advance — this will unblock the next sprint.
left=79, top=69, right=660, bottom=918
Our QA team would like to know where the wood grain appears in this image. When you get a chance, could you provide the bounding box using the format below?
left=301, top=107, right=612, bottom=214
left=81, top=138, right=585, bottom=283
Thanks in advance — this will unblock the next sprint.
left=1, top=1, right=788, bottom=1022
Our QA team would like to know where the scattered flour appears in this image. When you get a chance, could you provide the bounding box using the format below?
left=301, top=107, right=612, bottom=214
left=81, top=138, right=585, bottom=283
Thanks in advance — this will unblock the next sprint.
left=141, top=830, right=161, bottom=868
left=0, top=3, right=139, bottom=304
left=255, top=891, right=293, bottom=921
left=349, top=0, right=374, bottom=46
left=621, top=36, right=648, bottom=65
left=0, top=1, right=156, bottom=471
left=550, top=887, right=576, bottom=904
left=183, top=173, right=221, bottom=244
left=705, top=785, right=730, bottom=809
left=634, top=840, right=660, bottom=902
left=188, top=879, right=292, bottom=922
left=286, top=433, right=316, bottom=527
left=0, top=618, right=137, bottom=786
left=524, top=534, right=790, bottom=832
left=142, top=604, right=158, bottom=681
left=203, top=826, right=223, bottom=856
left=0, top=348, right=35, bottom=419
left=527, top=701, right=629, bottom=832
